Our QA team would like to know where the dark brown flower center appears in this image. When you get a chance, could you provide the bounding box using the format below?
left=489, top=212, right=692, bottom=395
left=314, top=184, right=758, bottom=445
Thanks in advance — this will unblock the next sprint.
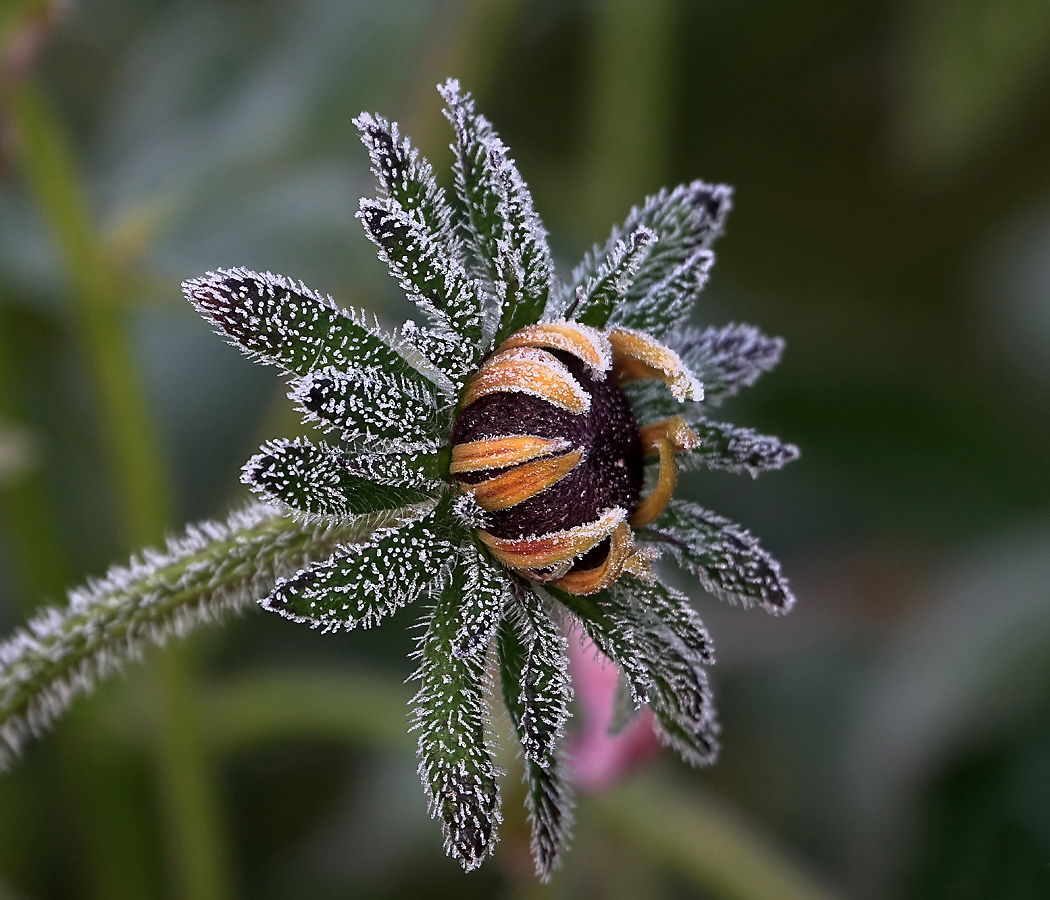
left=451, top=351, right=644, bottom=541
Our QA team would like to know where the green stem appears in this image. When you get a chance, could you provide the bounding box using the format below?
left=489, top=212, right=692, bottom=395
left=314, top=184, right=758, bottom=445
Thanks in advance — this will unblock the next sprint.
left=0, top=504, right=392, bottom=766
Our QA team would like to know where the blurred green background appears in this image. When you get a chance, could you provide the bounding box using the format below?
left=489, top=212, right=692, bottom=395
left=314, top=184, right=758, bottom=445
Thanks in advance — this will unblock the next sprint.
left=2, top=0, right=1050, bottom=898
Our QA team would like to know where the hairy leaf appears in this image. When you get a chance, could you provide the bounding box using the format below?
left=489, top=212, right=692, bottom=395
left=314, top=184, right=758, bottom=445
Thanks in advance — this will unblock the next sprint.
left=624, top=578, right=715, bottom=667
left=498, top=584, right=573, bottom=769
left=498, top=583, right=574, bottom=880
left=566, top=180, right=732, bottom=336
left=677, top=417, right=800, bottom=477
left=241, top=438, right=432, bottom=520
left=439, top=79, right=552, bottom=342
left=183, top=267, right=427, bottom=384
left=452, top=543, right=510, bottom=659
left=555, top=582, right=719, bottom=767
left=292, top=365, right=447, bottom=451
left=261, top=501, right=452, bottom=632
left=355, top=111, right=460, bottom=262
left=676, top=323, right=785, bottom=406
left=358, top=199, right=483, bottom=362
left=412, top=559, right=502, bottom=870
left=569, top=227, right=656, bottom=328
left=523, top=754, right=573, bottom=881
left=640, top=500, right=795, bottom=614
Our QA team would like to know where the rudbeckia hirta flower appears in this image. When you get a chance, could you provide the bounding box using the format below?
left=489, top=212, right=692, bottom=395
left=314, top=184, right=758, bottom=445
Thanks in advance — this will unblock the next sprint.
left=182, top=79, right=798, bottom=878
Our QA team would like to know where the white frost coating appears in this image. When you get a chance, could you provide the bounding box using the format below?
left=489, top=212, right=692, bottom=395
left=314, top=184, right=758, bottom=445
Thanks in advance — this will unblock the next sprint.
left=264, top=505, right=455, bottom=634
left=182, top=267, right=438, bottom=389
left=452, top=544, right=510, bottom=660
left=676, top=416, right=800, bottom=479
left=501, top=585, right=576, bottom=881
left=602, top=581, right=720, bottom=768
left=0, top=503, right=387, bottom=770
left=502, top=589, right=573, bottom=768
left=452, top=493, right=490, bottom=531
left=357, top=197, right=484, bottom=370
left=556, top=226, right=656, bottom=325
left=644, top=499, right=795, bottom=615
left=410, top=557, right=503, bottom=871
left=240, top=437, right=439, bottom=524
left=354, top=111, right=462, bottom=264
left=670, top=323, right=785, bottom=406
left=291, top=365, right=446, bottom=452
left=439, top=78, right=553, bottom=338
left=560, top=180, right=732, bottom=337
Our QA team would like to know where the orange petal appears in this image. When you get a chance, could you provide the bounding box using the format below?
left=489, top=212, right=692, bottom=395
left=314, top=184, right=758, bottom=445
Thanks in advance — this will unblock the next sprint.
left=478, top=507, right=626, bottom=570
left=450, top=436, right=571, bottom=474
left=464, top=448, right=584, bottom=511
left=498, top=322, right=612, bottom=376
left=609, top=327, right=703, bottom=401
left=460, top=347, right=590, bottom=413
left=639, top=415, right=701, bottom=455
left=631, top=438, right=677, bottom=527
left=552, top=522, right=635, bottom=595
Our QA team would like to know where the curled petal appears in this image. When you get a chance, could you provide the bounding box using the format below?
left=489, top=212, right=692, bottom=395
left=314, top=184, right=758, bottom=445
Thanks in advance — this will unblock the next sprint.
left=609, top=327, right=702, bottom=401
left=461, top=347, right=590, bottom=414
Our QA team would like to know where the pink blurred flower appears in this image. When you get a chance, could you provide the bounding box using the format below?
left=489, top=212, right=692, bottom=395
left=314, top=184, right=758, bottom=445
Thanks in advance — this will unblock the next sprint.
left=566, top=631, right=662, bottom=792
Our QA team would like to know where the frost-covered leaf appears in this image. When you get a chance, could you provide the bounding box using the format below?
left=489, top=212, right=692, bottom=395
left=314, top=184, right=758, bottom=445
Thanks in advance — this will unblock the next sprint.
left=355, top=111, right=460, bottom=263
left=412, top=558, right=502, bottom=871
left=0, top=503, right=389, bottom=770
left=524, top=754, right=573, bottom=881
left=640, top=500, right=794, bottom=614
left=566, top=180, right=732, bottom=337
left=498, top=584, right=573, bottom=769
left=439, top=79, right=552, bottom=343
left=677, top=417, right=800, bottom=478
left=439, top=80, right=501, bottom=278
left=543, top=587, right=651, bottom=707
left=625, top=578, right=715, bottom=667
left=241, top=438, right=432, bottom=520
left=554, top=583, right=719, bottom=767
left=358, top=199, right=483, bottom=359
left=261, top=501, right=452, bottom=632
left=347, top=451, right=446, bottom=491
left=452, top=543, right=510, bottom=659
left=568, top=227, right=656, bottom=328
left=183, top=268, right=428, bottom=385
left=605, top=582, right=719, bottom=767
left=498, top=584, right=574, bottom=880
left=292, top=366, right=447, bottom=451
left=675, top=324, right=785, bottom=406
left=619, top=247, right=715, bottom=337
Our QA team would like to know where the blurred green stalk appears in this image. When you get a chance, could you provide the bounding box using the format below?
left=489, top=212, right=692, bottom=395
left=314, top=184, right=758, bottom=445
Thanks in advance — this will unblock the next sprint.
left=582, top=0, right=674, bottom=233
left=593, top=775, right=844, bottom=900
left=6, top=82, right=236, bottom=900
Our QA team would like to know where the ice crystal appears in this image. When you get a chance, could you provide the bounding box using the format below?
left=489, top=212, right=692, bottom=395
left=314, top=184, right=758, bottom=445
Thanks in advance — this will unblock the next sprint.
left=0, top=81, right=800, bottom=876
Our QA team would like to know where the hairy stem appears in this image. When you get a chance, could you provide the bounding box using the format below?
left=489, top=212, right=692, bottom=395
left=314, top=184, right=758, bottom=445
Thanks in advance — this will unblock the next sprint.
left=0, top=503, right=401, bottom=771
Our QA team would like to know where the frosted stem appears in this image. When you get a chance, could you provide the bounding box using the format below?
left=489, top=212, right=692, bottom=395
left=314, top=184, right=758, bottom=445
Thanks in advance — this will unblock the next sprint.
left=0, top=503, right=398, bottom=769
